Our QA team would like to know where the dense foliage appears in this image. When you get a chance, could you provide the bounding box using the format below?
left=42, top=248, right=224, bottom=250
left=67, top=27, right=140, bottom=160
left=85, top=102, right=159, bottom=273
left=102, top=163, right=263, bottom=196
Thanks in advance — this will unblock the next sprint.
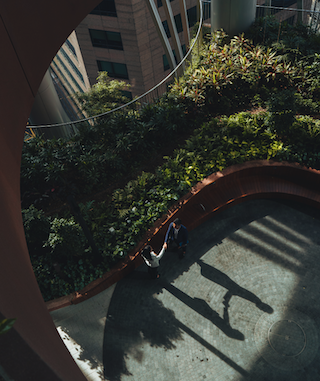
left=22, top=20, right=320, bottom=301
left=21, top=97, right=192, bottom=207
left=246, top=16, right=320, bottom=58
left=74, top=72, right=132, bottom=116
left=171, top=28, right=320, bottom=119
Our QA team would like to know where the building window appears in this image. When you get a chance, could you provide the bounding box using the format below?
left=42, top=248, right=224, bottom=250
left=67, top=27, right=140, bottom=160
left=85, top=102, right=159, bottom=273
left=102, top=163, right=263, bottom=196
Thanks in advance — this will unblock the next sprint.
left=90, top=0, right=117, bottom=17
left=52, top=57, right=84, bottom=93
left=163, top=54, right=170, bottom=71
left=121, top=90, right=132, bottom=100
left=187, top=6, right=197, bottom=28
left=162, top=20, right=171, bottom=38
left=65, top=39, right=77, bottom=60
left=97, top=60, right=129, bottom=79
left=157, top=0, right=174, bottom=8
left=174, top=14, right=183, bottom=33
left=58, top=47, right=84, bottom=83
left=89, top=29, right=123, bottom=50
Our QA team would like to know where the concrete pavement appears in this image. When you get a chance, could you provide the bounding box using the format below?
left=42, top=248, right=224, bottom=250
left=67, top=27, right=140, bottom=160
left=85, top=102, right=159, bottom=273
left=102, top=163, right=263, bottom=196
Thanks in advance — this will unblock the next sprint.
left=51, top=199, right=320, bottom=380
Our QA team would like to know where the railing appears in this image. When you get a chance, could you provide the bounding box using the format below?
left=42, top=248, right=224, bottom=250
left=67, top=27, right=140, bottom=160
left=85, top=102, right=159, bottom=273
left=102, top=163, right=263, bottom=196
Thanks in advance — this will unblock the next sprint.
left=28, top=0, right=204, bottom=137
left=256, top=3, right=320, bottom=31
left=200, top=1, right=320, bottom=31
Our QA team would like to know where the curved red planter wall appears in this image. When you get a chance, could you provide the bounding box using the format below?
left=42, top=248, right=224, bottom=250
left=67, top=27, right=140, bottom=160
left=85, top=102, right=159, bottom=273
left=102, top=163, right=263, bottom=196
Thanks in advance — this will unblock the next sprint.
left=46, top=160, right=320, bottom=311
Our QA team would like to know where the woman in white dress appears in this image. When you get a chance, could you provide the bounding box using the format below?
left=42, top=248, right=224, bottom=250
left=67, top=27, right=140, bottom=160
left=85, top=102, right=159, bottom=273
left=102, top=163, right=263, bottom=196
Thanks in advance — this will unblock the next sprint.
left=141, top=244, right=166, bottom=279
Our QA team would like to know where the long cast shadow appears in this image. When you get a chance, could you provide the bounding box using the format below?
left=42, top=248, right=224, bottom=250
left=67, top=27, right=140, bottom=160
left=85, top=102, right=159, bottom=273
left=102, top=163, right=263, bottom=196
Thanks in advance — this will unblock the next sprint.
left=102, top=200, right=297, bottom=380
left=197, top=259, right=273, bottom=314
left=158, top=199, right=290, bottom=283
left=162, top=281, right=245, bottom=340
left=102, top=199, right=320, bottom=381
left=174, top=318, right=250, bottom=378
left=102, top=275, right=183, bottom=381
left=103, top=275, right=251, bottom=381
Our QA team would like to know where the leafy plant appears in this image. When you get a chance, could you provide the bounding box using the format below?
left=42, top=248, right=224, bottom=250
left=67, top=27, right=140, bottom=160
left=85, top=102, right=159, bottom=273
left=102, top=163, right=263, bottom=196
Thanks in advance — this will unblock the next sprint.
left=22, top=205, right=51, bottom=256
left=266, top=89, right=297, bottom=137
left=45, top=217, right=89, bottom=263
left=170, top=32, right=296, bottom=115
left=74, top=71, right=132, bottom=116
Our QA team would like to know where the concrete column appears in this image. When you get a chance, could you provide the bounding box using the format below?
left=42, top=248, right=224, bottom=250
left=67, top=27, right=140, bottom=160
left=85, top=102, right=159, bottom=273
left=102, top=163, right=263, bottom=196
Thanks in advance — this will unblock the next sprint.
left=211, top=0, right=256, bottom=36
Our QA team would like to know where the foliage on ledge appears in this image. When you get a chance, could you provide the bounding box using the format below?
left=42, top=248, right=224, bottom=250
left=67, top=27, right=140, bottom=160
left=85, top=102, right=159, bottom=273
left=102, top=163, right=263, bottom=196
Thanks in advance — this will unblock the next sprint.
left=21, top=20, right=320, bottom=301
left=23, top=111, right=320, bottom=301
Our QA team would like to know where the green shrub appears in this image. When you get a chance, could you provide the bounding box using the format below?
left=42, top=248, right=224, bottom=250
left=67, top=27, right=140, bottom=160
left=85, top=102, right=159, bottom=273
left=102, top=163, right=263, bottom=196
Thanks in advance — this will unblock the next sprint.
left=266, top=89, right=296, bottom=137
left=74, top=71, right=132, bottom=116
left=44, top=217, right=89, bottom=263
left=170, top=33, right=295, bottom=115
left=22, top=205, right=51, bottom=255
left=275, top=116, right=320, bottom=168
left=246, top=17, right=320, bottom=59
left=21, top=95, right=194, bottom=207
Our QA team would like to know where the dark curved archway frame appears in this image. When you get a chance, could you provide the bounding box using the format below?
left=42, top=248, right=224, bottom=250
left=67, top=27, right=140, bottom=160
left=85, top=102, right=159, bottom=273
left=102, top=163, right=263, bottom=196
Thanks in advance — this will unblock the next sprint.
left=1, top=2, right=320, bottom=380
left=0, top=1, right=102, bottom=380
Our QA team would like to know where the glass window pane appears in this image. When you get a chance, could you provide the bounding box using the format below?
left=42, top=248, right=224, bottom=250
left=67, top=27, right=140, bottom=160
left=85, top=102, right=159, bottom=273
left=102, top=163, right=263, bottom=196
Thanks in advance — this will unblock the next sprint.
left=97, top=61, right=128, bottom=79
left=90, top=0, right=117, bottom=17
left=187, top=6, right=197, bottom=28
left=121, top=90, right=132, bottom=100
left=97, top=60, right=113, bottom=73
left=163, top=54, right=170, bottom=71
left=174, top=14, right=183, bottom=33
left=113, top=63, right=128, bottom=79
left=90, top=29, right=123, bottom=50
left=107, top=31, right=123, bottom=49
left=90, top=30, right=107, bottom=47
left=162, top=20, right=171, bottom=38
left=107, top=31, right=121, bottom=43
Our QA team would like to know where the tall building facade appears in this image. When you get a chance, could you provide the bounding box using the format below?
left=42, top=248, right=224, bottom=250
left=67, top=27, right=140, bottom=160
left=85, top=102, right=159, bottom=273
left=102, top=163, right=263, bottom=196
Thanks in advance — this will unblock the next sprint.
left=40, top=0, right=320, bottom=129
left=51, top=0, right=201, bottom=106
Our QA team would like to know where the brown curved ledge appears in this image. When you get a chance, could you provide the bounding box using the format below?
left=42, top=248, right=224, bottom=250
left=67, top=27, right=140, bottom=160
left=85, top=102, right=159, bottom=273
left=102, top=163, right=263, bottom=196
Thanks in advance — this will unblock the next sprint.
left=46, top=159, right=320, bottom=311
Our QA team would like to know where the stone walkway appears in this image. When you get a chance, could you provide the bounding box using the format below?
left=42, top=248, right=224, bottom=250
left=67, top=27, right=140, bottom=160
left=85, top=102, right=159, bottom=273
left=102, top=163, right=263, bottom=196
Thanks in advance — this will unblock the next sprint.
left=51, top=199, right=320, bottom=381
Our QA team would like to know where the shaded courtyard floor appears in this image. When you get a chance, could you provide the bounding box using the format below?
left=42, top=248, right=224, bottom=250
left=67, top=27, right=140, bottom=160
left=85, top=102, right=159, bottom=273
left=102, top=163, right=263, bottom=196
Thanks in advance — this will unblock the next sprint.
left=51, top=199, right=320, bottom=381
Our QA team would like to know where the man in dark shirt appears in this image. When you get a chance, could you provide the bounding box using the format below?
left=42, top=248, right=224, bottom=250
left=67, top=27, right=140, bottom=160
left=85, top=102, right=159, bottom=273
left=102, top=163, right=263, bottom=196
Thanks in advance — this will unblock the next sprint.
left=164, top=218, right=188, bottom=259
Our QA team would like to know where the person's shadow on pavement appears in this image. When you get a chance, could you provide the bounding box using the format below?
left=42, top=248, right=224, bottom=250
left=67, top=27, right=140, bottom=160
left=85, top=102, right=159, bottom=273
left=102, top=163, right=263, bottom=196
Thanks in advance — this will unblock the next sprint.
left=197, top=259, right=273, bottom=314
left=162, top=282, right=245, bottom=341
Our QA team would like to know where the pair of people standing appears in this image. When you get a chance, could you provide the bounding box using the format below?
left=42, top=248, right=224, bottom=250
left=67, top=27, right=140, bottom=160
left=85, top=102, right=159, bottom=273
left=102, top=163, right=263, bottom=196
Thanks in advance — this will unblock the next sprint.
left=141, top=218, right=188, bottom=279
